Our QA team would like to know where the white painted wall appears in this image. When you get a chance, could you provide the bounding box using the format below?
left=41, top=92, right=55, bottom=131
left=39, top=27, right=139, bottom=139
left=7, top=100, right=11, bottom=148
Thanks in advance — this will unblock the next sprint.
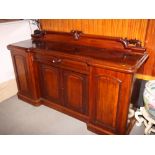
left=0, top=20, right=37, bottom=84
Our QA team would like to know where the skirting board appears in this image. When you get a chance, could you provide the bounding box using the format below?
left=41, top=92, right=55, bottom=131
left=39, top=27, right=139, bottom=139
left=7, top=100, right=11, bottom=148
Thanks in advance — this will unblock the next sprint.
left=0, top=79, right=18, bottom=103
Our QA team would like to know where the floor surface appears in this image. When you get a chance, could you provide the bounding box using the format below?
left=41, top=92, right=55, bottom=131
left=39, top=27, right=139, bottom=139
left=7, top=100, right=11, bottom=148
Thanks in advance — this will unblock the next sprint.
left=0, top=96, right=145, bottom=135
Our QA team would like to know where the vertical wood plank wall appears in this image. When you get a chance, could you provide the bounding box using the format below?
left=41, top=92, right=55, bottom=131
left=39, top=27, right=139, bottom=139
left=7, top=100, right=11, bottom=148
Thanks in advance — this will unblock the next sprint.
left=40, top=19, right=155, bottom=76
left=143, top=20, right=155, bottom=76
left=40, top=19, right=148, bottom=44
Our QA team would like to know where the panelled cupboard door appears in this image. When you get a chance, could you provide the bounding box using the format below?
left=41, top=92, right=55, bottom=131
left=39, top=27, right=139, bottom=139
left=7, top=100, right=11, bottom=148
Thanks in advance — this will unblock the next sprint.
left=90, top=67, right=133, bottom=134
left=39, top=64, right=62, bottom=105
left=12, top=53, right=32, bottom=98
left=63, top=70, right=88, bottom=115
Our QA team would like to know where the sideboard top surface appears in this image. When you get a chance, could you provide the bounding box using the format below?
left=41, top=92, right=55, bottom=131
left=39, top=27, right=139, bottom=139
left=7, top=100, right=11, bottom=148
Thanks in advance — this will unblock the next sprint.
left=7, top=31, right=149, bottom=73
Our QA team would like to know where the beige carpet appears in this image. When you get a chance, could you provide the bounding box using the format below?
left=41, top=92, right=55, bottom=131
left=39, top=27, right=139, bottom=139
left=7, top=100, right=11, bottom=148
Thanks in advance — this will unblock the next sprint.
left=0, top=96, right=145, bottom=135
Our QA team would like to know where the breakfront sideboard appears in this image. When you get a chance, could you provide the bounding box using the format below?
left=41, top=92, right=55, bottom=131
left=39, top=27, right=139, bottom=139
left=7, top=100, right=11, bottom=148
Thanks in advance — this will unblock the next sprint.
left=7, top=30, right=148, bottom=134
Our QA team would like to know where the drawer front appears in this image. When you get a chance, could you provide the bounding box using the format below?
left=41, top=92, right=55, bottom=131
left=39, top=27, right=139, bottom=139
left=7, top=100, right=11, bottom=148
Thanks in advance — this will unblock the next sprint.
left=33, top=53, right=89, bottom=74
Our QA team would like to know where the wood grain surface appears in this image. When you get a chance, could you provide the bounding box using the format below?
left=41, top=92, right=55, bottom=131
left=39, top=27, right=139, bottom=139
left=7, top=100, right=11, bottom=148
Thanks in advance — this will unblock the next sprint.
left=40, top=19, right=148, bottom=45
left=40, top=19, right=155, bottom=76
left=143, top=19, right=155, bottom=76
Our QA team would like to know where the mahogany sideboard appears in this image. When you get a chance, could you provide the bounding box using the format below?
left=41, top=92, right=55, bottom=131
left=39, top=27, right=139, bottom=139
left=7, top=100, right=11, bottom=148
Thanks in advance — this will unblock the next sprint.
left=7, top=31, right=148, bottom=134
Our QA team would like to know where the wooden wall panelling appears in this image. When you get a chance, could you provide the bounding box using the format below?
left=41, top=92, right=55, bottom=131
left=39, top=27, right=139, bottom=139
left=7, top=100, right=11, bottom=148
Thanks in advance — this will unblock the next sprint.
left=143, top=19, right=155, bottom=76
left=40, top=19, right=148, bottom=45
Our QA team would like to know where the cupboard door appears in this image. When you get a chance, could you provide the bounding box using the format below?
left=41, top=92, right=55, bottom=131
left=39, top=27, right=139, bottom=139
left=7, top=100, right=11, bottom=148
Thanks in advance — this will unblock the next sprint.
left=39, top=64, right=62, bottom=105
left=93, top=74, right=121, bottom=131
left=63, top=70, right=88, bottom=114
left=10, top=50, right=41, bottom=105
left=90, top=68, right=133, bottom=134
left=12, top=54, right=31, bottom=97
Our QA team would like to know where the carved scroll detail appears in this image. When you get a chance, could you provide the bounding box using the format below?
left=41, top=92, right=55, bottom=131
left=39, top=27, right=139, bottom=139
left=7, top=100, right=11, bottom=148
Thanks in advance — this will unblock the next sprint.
left=71, top=30, right=83, bottom=40
left=123, top=38, right=142, bottom=47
